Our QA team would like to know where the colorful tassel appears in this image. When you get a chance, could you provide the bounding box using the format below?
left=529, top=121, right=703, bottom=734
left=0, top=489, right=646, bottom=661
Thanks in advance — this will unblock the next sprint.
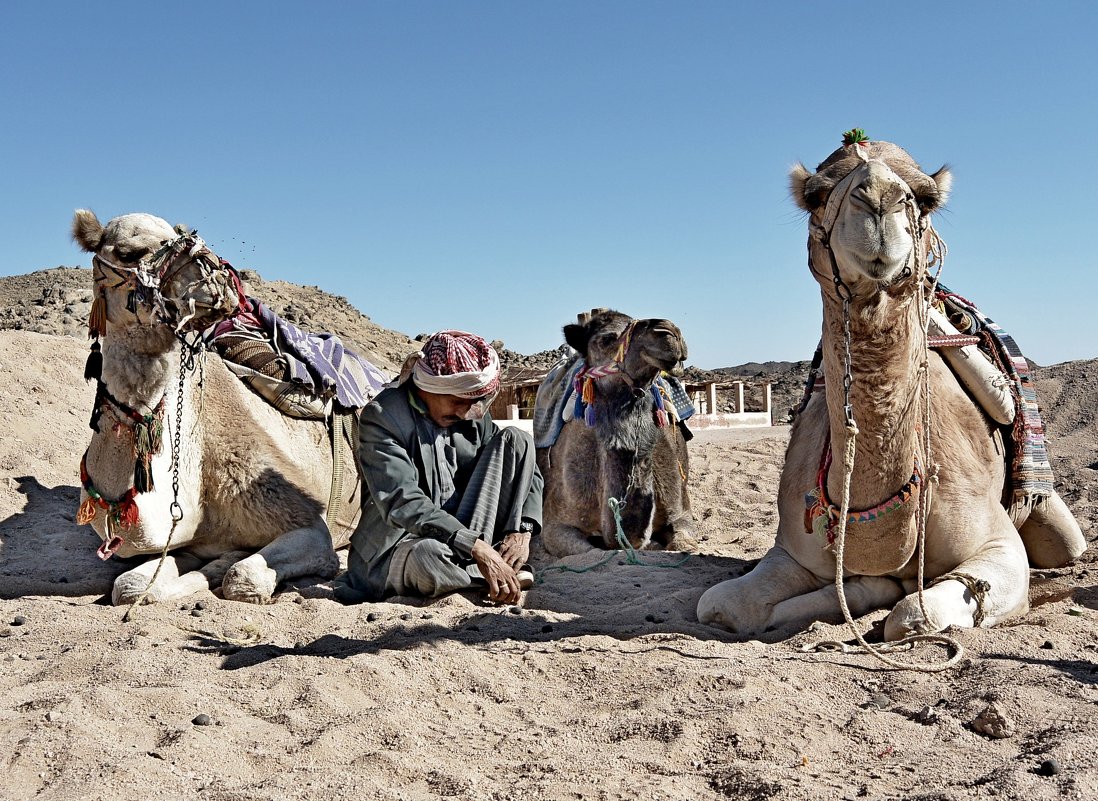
left=133, top=416, right=164, bottom=461
left=118, top=496, right=140, bottom=527
left=651, top=385, right=668, bottom=428
left=88, top=290, right=107, bottom=339
left=581, top=376, right=596, bottom=405
left=84, top=340, right=103, bottom=382
left=76, top=497, right=97, bottom=525
left=584, top=404, right=596, bottom=426
left=133, top=457, right=153, bottom=494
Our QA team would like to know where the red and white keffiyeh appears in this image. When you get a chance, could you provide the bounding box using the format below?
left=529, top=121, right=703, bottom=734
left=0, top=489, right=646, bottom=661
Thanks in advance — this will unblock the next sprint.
left=403, top=330, right=501, bottom=398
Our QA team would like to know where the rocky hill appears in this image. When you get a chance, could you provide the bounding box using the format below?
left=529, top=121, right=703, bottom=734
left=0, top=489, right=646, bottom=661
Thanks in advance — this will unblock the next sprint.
left=0, top=267, right=793, bottom=399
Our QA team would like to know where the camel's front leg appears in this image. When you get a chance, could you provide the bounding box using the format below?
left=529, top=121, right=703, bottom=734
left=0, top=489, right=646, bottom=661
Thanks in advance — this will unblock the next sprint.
left=541, top=520, right=598, bottom=556
left=221, top=520, right=338, bottom=604
left=113, top=552, right=206, bottom=605
left=884, top=528, right=1030, bottom=640
left=698, top=545, right=831, bottom=634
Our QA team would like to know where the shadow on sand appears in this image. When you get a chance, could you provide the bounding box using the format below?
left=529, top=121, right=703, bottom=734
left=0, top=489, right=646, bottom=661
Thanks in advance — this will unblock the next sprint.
left=179, top=550, right=787, bottom=671
left=0, top=475, right=124, bottom=599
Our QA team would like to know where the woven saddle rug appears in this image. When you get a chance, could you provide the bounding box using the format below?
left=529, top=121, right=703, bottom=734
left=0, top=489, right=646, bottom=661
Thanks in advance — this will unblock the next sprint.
left=795, top=286, right=1054, bottom=503
left=533, top=352, right=695, bottom=450
left=206, top=297, right=388, bottom=419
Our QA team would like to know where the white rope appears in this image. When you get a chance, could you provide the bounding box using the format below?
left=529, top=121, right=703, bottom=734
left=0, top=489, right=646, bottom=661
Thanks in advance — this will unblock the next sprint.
left=808, top=195, right=964, bottom=672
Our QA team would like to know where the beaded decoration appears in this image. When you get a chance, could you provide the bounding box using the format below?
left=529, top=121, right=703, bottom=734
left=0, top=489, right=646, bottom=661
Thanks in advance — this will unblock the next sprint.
left=804, top=441, right=923, bottom=546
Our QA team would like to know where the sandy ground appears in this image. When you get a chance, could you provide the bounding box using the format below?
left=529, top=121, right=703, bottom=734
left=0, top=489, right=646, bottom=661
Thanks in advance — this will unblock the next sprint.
left=2, top=329, right=1097, bottom=801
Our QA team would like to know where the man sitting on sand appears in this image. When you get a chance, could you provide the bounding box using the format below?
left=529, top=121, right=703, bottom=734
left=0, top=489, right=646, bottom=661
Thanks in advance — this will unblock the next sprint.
left=335, top=330, right=542, bottom=606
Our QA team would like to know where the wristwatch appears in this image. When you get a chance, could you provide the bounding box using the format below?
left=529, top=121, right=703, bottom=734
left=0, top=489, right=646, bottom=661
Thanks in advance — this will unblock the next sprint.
left=518, top=519, right=536, bottom=535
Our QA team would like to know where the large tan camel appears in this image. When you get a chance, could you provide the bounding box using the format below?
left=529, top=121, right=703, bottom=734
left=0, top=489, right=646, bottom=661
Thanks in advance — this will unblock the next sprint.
left=697, top=136, right=1085, bottom=639
left=536, top=309, right=696, bottom=556
left=72, top=210, right=368, bottom=605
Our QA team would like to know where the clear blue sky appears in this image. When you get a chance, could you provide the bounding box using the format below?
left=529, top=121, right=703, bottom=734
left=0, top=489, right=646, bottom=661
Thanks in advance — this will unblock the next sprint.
left=3, top=1, right=1095, bottom=369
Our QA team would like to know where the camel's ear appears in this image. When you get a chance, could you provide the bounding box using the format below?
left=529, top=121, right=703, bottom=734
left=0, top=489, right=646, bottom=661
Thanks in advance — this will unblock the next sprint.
left=563, top=323, right=591, bottom=355
left=72, top=209, right=103, bottom=252
left=928, top=166, right=952, bottom=210
left=789, top=163, right=814, bottom=212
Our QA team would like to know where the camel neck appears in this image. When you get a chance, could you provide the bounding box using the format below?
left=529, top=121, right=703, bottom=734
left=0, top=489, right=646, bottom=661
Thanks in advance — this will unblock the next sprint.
left=591, top=380, right=660, bottom=454
left=819, top=286, right=924, bottom=509
left=98, top=325, right=180, bottom=414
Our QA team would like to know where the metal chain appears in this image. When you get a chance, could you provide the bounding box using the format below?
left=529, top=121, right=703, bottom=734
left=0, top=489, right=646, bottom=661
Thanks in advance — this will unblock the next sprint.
left=122, top=343, right=191, bottom=622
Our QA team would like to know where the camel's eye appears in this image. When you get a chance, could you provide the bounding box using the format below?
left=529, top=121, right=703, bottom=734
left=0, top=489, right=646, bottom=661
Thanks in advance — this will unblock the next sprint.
left=593, top=333, right=618, bottom=349
left=115, top=247, right=149, bottom=264
left=915, top=190, right=941, bottom=214
left=803, top=190, right=828, bottom=211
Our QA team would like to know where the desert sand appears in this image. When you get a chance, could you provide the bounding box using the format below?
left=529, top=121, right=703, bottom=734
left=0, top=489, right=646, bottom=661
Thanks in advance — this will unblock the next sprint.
left=1, top=323, right=1096, bottom=801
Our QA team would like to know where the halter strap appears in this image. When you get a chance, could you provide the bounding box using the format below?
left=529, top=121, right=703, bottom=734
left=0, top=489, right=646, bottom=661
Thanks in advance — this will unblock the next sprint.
left=804, top=431, right=923, bottom=546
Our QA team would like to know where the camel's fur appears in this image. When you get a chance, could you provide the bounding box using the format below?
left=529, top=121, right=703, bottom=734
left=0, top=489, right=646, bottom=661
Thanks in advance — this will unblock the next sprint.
left=72, top=210, right=362, bottom=605
left=697, top=141, right=1084, bottom=639
left=537, top=310, right=696, bottom=556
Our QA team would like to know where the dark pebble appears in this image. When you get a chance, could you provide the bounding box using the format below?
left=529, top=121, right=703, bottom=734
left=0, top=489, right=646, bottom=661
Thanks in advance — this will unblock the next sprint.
left=366, top=612, right=378, bottom=622
left=194, top=600, right=208, bottom=611
left=645, top=613, right=656, bottom=623
left=509, top=606, right=522, bottom=615
left=192, top=713, right=212, bottom=726
left=1037, top=759, right=1060, bottom=777
left=1040, top=640, right=1054, bottom=649
left=190, top=609, right=202, bottom=617
left=634, top=583, right=642, bottom=588
left=400, top=613, right=412, bottom=621
left=11, top=615, right=26, bottom=626
left=420, top=612, right=432, bottom=619
left=541, top=624, right=553, bottom=633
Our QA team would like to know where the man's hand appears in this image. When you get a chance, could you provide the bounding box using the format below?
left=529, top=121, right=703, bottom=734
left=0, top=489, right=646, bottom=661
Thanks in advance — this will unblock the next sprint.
left=470, top=539, right=521, bottom=605
left=497, top=531, right=531, bottom=570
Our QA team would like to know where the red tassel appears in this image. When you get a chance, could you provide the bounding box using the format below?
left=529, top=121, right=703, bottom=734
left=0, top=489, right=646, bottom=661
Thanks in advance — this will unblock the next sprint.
left=119, top=495, right=140, bottom=527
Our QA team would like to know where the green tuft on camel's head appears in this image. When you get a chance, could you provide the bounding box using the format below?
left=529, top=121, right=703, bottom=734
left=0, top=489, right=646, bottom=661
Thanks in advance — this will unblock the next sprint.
left=842, top=128, right=869, bottom=146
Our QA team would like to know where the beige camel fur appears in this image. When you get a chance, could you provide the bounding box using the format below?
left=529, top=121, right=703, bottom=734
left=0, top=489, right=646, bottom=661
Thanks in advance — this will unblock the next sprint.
left=697, top=139, right=1085, bottom=640
left=72, top=210, right=364, bottom=605
left=536, top=310, right=696, bottom=556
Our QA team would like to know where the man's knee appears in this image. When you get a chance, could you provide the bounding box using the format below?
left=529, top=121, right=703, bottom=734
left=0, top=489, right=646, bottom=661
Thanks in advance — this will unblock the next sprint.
left=495, top=425, right=534, bottom=457
left=400, top=538, right=472, bottom=597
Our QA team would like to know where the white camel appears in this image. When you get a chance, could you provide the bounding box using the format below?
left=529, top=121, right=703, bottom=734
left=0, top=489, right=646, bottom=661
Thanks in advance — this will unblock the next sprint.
left=698, top=135, right=1085, bottom=640
left=72, top=210, right=372, bottom=605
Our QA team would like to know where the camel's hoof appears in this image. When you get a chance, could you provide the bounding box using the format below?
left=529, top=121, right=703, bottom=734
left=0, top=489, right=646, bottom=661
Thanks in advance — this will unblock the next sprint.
left=664, top=533, right=698, bottom=552
left=112, top=574, right=164, bottom=606
left=222, top=557, right=277, bottom=604
left=696, top=587, right=736, bottom=630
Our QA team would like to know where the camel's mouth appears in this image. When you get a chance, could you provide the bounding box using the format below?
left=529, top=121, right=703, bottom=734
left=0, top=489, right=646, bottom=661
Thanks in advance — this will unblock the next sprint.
left=641, top=349, right=685, bottom=376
